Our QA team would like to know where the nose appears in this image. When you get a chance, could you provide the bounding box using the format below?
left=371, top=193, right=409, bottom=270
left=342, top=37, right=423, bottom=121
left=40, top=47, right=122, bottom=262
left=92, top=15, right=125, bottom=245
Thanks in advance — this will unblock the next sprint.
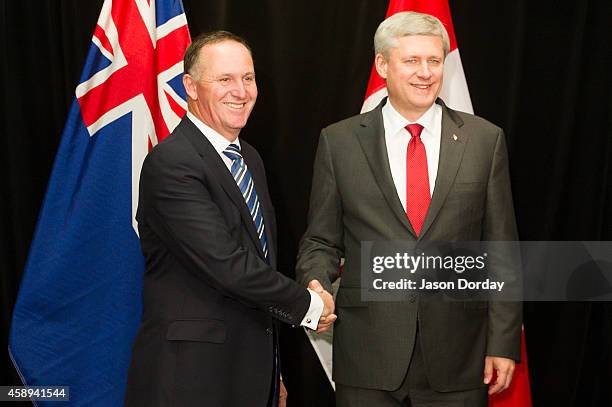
left=417, top=61, right=432, bottom=79
left=231, top=79, right=247, bottom=99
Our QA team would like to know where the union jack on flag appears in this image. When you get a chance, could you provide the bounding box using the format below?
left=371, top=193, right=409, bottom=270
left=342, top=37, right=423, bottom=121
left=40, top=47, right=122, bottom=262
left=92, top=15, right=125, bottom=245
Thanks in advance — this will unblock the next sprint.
left=9, top=0, right=191, bottom=405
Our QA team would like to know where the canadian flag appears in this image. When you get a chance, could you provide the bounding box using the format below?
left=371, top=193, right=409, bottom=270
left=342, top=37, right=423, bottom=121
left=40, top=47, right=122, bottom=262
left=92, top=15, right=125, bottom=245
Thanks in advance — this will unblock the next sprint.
left=306, top=1, right=533, bottom=406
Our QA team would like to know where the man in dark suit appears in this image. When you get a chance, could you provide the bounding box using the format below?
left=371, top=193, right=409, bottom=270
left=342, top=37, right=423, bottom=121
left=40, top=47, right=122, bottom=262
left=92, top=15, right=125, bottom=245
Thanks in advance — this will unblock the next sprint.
left=125, top=31, right=335, bottom=406
left=297, top=12, right=521, bottom=406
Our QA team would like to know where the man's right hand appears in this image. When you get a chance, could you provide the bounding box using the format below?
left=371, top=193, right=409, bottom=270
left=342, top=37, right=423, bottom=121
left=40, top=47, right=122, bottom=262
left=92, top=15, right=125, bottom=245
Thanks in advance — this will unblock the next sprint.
left=308, top=279, right=337, bottom=333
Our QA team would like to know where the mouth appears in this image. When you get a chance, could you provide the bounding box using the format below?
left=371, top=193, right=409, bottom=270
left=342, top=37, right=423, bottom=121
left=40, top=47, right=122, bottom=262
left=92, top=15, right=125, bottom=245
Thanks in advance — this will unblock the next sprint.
left=411, top=83, right=432, bottom=90
left=223, top=102, right=247, bottom=110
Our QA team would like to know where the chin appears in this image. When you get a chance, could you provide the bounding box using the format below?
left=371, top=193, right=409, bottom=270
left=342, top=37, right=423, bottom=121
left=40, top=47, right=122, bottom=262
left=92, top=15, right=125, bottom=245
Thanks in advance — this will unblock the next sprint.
left=414, top=97, right=436, bottom=108
left=225, top=115, right=248, bottom=126
left=227, top=122, right=247, bottom=132
left=234, top=119, right=249, bottom=128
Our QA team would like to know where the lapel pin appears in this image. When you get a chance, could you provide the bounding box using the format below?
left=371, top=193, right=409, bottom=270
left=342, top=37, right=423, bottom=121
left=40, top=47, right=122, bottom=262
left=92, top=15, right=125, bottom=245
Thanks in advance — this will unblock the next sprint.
left=452, top=134, right=458, bottom=141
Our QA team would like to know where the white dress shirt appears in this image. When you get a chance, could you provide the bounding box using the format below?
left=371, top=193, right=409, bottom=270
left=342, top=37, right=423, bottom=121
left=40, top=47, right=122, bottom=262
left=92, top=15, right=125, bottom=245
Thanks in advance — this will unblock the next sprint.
left=186, top=113, right=323, bottom=329
left=382, top=101, right=442, bottom=211
left=187, top=111, right=239, bottom=171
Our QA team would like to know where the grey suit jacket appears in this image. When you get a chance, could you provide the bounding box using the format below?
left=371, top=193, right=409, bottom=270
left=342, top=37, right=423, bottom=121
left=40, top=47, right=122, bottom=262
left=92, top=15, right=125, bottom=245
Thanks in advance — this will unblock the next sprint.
left=297, top=99, right=521, bottom=392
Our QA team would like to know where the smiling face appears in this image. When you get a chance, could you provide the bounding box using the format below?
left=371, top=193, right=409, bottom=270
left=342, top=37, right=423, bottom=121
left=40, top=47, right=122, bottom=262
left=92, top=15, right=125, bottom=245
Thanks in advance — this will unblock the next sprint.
left=375, top=35, right=444, bottom=121
left=183, top=40, right=257, bottom=141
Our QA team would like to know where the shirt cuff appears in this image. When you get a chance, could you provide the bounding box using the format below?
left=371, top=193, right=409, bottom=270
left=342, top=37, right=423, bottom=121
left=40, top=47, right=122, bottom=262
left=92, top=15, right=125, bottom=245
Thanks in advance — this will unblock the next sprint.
left=300, top=289, right=324, bottom=330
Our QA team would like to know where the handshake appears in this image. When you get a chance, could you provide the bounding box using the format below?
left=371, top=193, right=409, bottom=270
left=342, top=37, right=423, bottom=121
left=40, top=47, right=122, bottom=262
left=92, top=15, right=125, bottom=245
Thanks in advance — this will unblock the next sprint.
left=308, top=279, right=337, bottom=333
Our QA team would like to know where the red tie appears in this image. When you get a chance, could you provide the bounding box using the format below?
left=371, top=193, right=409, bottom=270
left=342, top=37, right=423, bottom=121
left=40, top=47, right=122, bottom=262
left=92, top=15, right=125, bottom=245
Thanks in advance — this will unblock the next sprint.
left=406, top=124, right=430, bottom=236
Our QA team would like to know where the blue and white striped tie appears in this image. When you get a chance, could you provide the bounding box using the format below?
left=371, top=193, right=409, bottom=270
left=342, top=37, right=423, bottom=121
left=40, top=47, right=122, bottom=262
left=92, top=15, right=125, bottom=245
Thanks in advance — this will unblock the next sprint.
left=223, top=144, right=269, bottom=259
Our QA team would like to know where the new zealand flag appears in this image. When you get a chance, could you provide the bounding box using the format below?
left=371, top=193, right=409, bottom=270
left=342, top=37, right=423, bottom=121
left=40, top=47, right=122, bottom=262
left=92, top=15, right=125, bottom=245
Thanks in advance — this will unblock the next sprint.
left=9, top=1, right=191, bottom=405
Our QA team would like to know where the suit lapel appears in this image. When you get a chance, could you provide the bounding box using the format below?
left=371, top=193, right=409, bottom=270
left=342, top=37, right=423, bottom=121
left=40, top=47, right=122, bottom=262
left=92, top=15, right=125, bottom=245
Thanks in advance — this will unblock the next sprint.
left=179, top=117, right=266, bottom=259
left=419, top=101, right=468, bottom=238
left=355, top=101, right=417, bottom=237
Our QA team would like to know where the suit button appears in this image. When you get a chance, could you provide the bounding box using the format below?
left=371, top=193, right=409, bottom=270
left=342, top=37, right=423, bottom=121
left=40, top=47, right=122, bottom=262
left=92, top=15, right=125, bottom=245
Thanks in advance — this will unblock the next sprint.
left=266, top=328, right=273, bottom=335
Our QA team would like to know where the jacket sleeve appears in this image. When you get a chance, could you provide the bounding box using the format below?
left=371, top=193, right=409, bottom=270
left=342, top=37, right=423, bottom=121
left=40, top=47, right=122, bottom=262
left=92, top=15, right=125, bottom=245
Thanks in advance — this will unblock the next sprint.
left=296, top=129, right=344, bottom=294
left=483, top=129, right=523, bottom=361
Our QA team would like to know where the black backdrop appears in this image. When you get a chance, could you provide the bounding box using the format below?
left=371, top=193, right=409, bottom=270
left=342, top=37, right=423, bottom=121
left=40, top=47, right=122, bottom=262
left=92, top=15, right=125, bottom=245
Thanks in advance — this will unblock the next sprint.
left=2, top=1, right=612, bottom=406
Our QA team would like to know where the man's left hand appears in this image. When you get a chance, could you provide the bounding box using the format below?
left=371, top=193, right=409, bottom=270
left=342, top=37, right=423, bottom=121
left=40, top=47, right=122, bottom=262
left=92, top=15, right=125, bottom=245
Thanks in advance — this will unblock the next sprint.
left=484, top=356, right=515, bottom=395
left=279, top=379, right=288, bottom=407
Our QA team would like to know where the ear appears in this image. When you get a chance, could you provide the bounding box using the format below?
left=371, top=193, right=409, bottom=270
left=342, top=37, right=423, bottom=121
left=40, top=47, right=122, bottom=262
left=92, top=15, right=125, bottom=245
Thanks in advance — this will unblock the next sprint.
left=375, top=53, right=388, bottom=80
left=183, top=74, right=198, bottom=100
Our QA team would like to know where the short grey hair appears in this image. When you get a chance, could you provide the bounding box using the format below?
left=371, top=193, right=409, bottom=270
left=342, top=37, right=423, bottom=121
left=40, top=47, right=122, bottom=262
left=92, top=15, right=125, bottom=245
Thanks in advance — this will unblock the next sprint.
left=184, top=31, right=252, bottom=80
left=374, top=11, right=451, bottom=58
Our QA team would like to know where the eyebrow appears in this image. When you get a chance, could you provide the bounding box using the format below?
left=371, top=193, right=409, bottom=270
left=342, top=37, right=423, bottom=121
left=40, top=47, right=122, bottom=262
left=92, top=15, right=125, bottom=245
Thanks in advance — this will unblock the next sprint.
left=215, top=71, right=256, bottom=77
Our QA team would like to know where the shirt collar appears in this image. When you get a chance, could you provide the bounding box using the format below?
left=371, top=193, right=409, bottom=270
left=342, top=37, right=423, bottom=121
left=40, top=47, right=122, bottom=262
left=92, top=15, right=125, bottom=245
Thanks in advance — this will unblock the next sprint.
left=382, top=99, right=439, bottom=137
left=186, top=111, right=241, bottom=155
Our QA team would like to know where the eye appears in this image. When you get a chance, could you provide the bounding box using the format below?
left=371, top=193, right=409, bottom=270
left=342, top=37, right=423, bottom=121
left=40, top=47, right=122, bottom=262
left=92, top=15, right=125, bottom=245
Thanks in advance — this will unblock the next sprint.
left=244, top=75, right=255, bottom=83
left=428, top=59, right=441, bottom=65
left=219, top=77, right=231, bottom=83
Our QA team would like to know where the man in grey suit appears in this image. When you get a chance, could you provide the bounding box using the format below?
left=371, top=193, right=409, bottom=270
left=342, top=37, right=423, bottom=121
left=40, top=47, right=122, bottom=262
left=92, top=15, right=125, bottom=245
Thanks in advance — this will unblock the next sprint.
left=297, top=12, right=521, bottom=406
